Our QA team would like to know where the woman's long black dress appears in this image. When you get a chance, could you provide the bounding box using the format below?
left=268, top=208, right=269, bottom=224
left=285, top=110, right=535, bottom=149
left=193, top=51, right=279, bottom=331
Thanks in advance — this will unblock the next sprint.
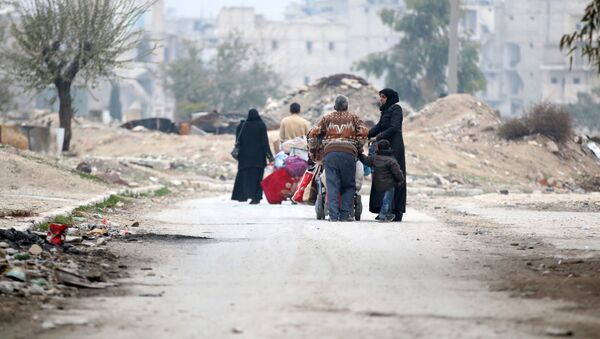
left=231, top=117, right=273, bottom=202
left=367, top=103, right=406, bottom=218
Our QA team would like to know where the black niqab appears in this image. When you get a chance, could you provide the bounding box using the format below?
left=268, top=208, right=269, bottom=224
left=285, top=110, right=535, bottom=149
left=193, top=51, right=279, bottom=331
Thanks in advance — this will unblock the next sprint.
left=247, top=109, right=262, bottom=122
left=379, top=88, right=400, bottom=112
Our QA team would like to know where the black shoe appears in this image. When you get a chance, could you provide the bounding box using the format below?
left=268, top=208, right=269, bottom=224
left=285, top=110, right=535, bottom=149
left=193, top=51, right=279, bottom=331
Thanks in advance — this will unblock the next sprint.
left=340, top=216, right=354, bottom=222
left=328, top=218, right=339, bottom=222
left=250, top=199, right=260, bottom=205
left=375, top=215, right=380, bottom=221
left=393, top=213, right=403, bottom=222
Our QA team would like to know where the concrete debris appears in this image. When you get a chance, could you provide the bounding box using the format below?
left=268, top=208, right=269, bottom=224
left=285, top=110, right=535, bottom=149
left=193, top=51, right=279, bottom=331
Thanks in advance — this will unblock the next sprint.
left=587, top=142, right=600, bottom=161
left=29, top=244, right=43, bottom=256
left=5, top=268, right=26, bottom=282
left=76, top=162, right=93, bottom=174
left=98, top=171, right=129, bottom=186
left=262, top=74, right=412, bottom=128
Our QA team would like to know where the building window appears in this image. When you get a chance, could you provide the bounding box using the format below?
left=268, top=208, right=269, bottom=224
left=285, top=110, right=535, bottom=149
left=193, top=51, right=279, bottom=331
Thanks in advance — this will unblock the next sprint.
left=329, top=42, right=335, bottom=51
left=574, top=77, right=581, bottom=84
left=551, top=77, right=559, bottom=84
left=271, top=40, right=278, bottom=51
left=306, top=41, right=313, bottom=54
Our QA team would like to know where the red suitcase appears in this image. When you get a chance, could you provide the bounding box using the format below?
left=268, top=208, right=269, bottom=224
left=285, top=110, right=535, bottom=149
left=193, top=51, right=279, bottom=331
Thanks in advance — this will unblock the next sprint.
left=261, top=168, right=299, bottom=204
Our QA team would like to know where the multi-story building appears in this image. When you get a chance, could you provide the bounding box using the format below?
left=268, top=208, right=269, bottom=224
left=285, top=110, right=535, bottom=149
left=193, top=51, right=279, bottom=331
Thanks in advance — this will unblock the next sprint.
left=216, top=7, right=349, bottom=87
left=285, top=0, right=405, bottom=67
left=464, top=0, right=599, bottom=116
left=169, top=1, right=404, bottom=89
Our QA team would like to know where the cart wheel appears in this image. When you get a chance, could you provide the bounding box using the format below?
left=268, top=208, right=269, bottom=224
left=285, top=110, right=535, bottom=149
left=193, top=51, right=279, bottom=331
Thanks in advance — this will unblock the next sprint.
left=316, top=193, right=326, bottom=220
left=354, top=195, right=362, bottom=221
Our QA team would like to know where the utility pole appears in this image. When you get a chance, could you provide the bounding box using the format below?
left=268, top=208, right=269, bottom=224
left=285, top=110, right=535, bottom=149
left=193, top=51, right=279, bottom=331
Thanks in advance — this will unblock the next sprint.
left=448, top=0, right=460, bottom=94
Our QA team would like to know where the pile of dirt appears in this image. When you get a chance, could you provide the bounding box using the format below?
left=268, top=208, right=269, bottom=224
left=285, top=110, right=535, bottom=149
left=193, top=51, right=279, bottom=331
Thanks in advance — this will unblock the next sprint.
left=404, top=94, right=600, bottom=192
left=263, top=74, right=414, bottom=127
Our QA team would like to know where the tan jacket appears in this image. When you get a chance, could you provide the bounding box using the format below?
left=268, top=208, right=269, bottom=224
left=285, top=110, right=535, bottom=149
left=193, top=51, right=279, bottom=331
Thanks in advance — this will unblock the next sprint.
left=279, top=114, right=310, bottom=142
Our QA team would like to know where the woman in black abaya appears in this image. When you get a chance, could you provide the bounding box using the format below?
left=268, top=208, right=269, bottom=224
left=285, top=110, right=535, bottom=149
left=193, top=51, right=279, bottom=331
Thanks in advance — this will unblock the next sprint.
left=367, top=88, right=407, bottom=221
left=231, top=109, right=274, bottom=204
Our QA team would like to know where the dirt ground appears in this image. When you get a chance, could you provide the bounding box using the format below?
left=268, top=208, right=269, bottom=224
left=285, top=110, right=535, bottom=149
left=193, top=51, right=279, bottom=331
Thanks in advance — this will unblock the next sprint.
left=0, top=188, right=207, bottom=339
left=0, top=191, right=597, bottom=338
left=413, top=192, right=600, bottom=337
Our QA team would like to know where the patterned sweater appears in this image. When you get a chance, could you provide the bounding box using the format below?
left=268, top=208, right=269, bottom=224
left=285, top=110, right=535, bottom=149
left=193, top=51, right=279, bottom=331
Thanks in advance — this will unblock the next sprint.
left=308, top=110, right=368, bottom=156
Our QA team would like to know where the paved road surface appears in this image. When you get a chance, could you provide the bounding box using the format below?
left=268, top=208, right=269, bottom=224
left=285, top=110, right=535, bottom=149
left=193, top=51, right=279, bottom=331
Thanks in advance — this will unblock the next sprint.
left=45, top=196, right=582, bottom=338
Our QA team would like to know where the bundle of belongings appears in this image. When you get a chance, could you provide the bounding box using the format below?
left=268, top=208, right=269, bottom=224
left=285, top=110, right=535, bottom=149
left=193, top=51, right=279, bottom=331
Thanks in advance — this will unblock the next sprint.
left=261, top=137, right=310, bottom=204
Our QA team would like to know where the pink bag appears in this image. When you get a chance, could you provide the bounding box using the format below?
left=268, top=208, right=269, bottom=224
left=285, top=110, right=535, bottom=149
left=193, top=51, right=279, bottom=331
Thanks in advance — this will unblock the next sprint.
left=284, top=156, right=309, bottom=177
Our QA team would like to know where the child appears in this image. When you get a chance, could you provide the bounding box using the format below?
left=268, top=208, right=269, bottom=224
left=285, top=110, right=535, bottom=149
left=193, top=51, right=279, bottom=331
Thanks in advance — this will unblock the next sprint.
left=359, top=140, right=405, bottom=222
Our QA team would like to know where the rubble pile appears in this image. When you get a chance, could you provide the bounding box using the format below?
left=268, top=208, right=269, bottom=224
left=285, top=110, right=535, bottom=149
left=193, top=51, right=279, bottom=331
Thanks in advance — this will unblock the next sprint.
left=0, top=226, right=123, bottom=298
left=404, top=94, right=600, bottom=193
left=410, top=94, right=502, bottom=144
left=263, top=74, right=414, bottom=127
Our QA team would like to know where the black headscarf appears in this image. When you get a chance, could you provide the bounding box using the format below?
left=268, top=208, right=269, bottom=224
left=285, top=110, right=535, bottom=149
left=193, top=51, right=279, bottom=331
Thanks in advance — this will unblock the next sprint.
left=379, top=88, right=400, bottom=112
left=247, top=109, right=262, bottom=122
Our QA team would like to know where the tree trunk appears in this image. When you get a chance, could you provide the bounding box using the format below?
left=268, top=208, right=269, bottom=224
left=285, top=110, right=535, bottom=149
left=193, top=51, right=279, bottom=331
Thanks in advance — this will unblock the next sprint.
left=56, top=81, right=73, bottom=152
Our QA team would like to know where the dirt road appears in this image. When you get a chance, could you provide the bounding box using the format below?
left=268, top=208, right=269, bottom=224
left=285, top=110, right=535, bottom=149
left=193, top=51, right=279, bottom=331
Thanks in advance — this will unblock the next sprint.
left=40, top=195, right=596, bottom=338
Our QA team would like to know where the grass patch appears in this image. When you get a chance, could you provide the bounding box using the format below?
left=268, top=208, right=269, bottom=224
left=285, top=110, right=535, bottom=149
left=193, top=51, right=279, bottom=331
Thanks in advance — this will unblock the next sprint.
left=35, top=214, right=74, bottom=232
left=74, top=194, right=128, bottom=213
left=153, top=187, right=171, bottom=197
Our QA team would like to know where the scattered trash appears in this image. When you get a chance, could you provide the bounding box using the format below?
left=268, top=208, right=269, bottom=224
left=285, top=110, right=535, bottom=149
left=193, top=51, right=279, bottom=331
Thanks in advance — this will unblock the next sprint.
left=5, top=268, right=27, bottom=282
left=499, top=189, right=509, bottom=195
left=13, top=252, right=30, bottom=261
left=587, top=142, right=600, bottom=161
left=47, top=224, right=69, bottom=246
left=90, top=228, right=109, bottom=236
left=545, top=327, right=574, bottom=337
left=231, top=327, right=244, bottom=334
left=131, top=221, right=140, bottom=227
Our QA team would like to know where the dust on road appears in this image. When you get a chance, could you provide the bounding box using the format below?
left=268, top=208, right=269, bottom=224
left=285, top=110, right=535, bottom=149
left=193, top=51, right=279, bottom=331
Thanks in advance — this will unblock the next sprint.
left=32, top=195, right=599, bottom=339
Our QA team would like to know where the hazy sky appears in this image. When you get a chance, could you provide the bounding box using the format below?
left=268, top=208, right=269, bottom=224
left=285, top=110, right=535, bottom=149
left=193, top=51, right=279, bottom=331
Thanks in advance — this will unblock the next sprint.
left=165, top=0, right=294, bottom=20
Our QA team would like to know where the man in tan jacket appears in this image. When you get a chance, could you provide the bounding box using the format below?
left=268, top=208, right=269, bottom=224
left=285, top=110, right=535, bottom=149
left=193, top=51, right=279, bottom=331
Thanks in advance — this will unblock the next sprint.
left=279, top=103, right=310, bottom=143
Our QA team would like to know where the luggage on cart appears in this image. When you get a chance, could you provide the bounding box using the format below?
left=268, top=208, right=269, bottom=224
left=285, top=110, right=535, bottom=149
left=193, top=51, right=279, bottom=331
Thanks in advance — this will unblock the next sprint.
left=315, top=163, right=363, bottom=221
left=292, top=166, right=319, bottom=205
left=261, top=168, right=299, bottom=204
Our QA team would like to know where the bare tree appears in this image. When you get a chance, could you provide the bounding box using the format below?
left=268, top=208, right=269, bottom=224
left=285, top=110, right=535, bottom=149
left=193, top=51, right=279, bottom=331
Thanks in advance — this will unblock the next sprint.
left=1, top=0, right=153, bottom=151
